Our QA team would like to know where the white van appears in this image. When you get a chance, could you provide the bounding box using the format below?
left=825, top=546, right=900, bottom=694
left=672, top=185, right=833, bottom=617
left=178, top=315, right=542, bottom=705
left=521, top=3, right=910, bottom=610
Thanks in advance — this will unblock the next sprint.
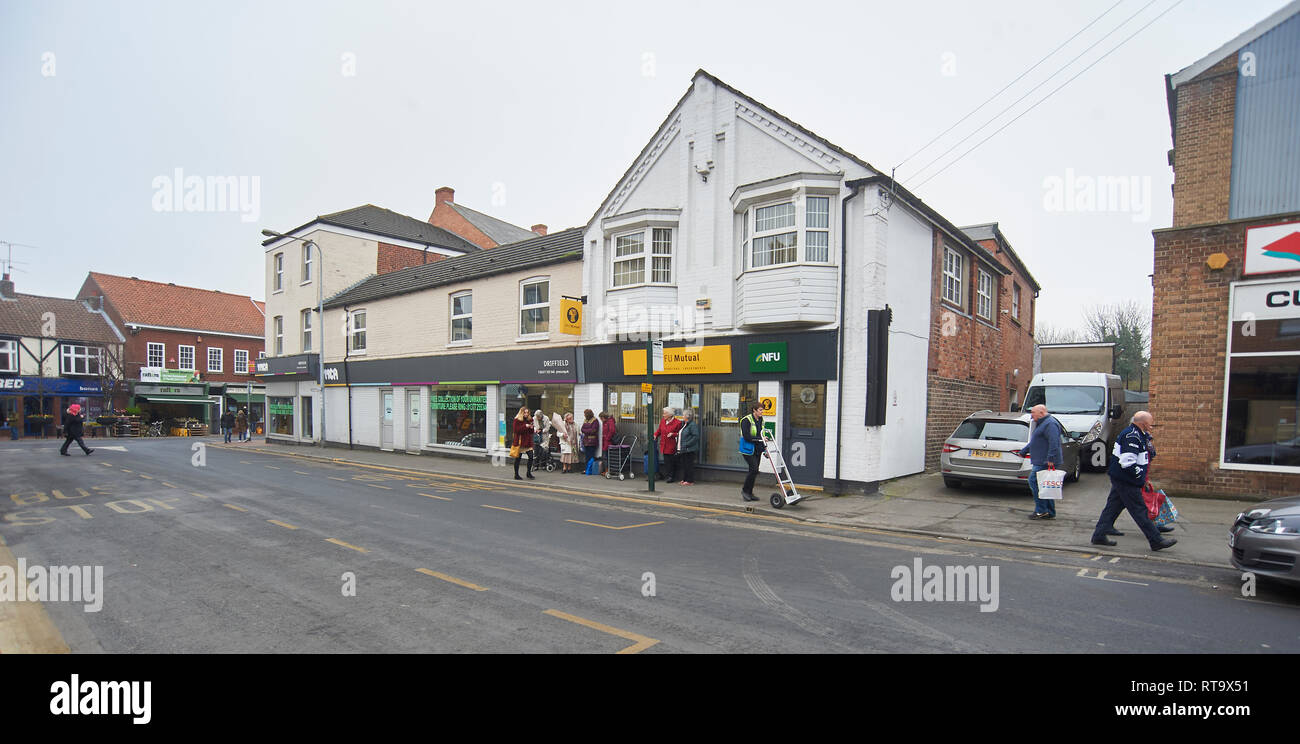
left=1019, top=373, right=1125, bottom=471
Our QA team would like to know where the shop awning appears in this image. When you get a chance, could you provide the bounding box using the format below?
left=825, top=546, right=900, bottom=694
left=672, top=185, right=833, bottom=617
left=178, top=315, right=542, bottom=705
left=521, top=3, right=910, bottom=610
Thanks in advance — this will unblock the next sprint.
left=225, top=392, right=265, bottom=403
left=137, top=396, right=216, bottom=404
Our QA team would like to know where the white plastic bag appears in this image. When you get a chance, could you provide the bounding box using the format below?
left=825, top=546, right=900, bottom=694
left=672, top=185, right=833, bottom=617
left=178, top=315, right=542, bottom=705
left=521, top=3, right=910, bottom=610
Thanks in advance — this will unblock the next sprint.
left=1036, top=468, right=1065, bottom=499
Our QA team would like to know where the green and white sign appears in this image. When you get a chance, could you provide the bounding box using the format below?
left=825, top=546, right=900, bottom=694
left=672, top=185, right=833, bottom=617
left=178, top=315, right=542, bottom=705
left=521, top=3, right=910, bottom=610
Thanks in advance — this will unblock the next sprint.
left=431, top=393, right=487, bottom=412
left=140, top=367, right=201, bottom=384
left=748, top=342, right=788, bottom=373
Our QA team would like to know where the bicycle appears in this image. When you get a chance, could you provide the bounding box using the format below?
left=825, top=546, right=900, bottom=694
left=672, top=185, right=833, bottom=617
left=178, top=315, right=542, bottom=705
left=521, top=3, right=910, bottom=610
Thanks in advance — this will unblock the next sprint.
left=145, top=420, right=165, bottom=437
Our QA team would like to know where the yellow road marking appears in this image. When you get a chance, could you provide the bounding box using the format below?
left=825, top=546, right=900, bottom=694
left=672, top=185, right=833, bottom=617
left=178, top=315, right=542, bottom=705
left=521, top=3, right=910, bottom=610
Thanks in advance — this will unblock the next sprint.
left=98, top=462, right=112, bottom=467
left=420, top=493, right=453, bottom=501
left=294, top=471, right=311, bottom=475
left=326, top=538, right=369, bottom=554
left=543, top=609, right=659, bottom=654
left=366, top=484, right=392, bottom=490
left=222, top=503, right=248, bottom=512
left=267, top=520, right=299, bottom=530
left=566, top=519, right=665, bottom=531
left=481, top=505, right=520, bottom=513
left=191, top=492, right=208, bottom=500
left=119, top=468, right=132, bottom=473
left=76, top=489, right=90, bottom=498
left=139, top=474, right=152, bottom=479
left=264, top=465, right=280, bottom=470
left=161, top=482, right=178, bottom=489
left=416, top=568, right=488, bottom=592
left=329, top=477, right=347, bottom=481
left=240, top=461, right=251, bottom=464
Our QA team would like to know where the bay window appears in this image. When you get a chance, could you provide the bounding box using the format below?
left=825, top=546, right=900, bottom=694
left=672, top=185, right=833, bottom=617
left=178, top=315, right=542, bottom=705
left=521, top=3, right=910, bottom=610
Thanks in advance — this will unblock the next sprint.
left=742, top=196, right=834, bottom=269
left=612, top=228, right=673, bottom=287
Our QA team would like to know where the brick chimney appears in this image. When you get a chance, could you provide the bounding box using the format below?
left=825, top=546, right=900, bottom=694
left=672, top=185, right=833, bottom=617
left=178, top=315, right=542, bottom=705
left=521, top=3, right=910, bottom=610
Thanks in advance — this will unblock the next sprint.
left=0, top=273, right=14, bottom=301
left=531, top=224, right=548, bottom=236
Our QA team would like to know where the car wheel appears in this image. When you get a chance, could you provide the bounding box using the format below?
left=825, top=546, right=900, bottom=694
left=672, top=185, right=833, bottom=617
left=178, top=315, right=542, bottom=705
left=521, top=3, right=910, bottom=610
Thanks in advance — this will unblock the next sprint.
left=943, top=477, right=962, bottom=489
left=1066, top=456, right=1080, bottom=483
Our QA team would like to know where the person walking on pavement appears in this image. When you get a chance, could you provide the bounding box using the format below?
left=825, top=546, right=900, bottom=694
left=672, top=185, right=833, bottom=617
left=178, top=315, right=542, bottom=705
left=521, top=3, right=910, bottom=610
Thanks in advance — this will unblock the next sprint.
left=1101, top=428, right=1175, bottom=537
left=220, top=408, right=236, bottom=443
left=1026, top=404, right=1063, bottom=520
left=59, top=403, right=93, bottom=456
left=235, top=408, right=248, bottom=442
left=580, top=409, right=600, bottom=474
left=560, top=412, right=579, bottom=473
left=739, top=402, right=766, bottom=502
left=1090, top=411, right=1177, bottom=551
left=512, top=407, right=535, bottom=480
left=247, top=408, right=259, bottom=441
left=677, top=408, right=700, bottom=485
left=654, top=407, right=683, bottom=483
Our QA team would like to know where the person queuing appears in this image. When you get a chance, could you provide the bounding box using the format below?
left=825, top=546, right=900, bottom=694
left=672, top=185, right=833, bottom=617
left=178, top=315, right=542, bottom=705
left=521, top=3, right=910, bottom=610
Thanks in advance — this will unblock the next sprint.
left=533, top=409, right=549, bottom=474
left=235, top=408, right=248, bottom=443
left=654, top=407, right=683, bottom=482
left=220, top=408, right=236, bottom=444
left=580, top=409, right=600, bottom=474
left=512, top=408, right=535, bottom=480
left=59, top=404, right=93, bottom=456
left=598, top=411, right=616, bottom=475
left=677, top=408, right=700, bottom=485
left=739, top=402, right=766, bottom=502
left=561, top=412, right=579, bottom=473
left=1090, top=411, right=1177, bottom=552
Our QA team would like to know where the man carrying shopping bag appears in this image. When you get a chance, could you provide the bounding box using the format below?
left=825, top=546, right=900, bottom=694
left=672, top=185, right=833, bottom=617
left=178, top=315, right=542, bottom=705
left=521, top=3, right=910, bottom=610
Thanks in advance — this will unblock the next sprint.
left=1089, top=411, right=1177, bottom=551
left=1026, top=405, right=1063, bottom=520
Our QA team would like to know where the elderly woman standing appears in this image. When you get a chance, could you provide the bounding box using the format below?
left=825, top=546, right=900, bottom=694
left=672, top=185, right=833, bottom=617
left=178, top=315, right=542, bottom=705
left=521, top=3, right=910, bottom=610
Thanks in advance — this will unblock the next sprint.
left=677, top=408, right=700, bottom=485
left=580, top=409, right=600, bottom=474
left=560, top=412, right=580, bottom=473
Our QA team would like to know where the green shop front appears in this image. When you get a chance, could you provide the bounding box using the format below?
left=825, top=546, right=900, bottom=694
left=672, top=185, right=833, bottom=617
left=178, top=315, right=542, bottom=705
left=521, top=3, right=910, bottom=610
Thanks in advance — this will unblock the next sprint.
left=132, top=370, right=214, bottom=430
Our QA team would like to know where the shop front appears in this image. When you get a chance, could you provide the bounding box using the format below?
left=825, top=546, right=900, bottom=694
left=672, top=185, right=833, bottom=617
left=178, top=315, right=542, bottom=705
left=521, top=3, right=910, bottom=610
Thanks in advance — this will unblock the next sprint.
left=132, top=381, right=213, bottom=432
left=320, top=346, right=579, bottom=455
left=582, top=330, right=838, bottom=486
left=254, top=353, right=320, bottom=444
left=0, top=376, right=105, bottom=437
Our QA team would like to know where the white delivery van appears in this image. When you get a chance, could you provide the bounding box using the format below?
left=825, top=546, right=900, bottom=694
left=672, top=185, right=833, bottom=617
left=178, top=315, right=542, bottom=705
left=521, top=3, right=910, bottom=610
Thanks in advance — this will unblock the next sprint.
left=1019, top=373, right=1125, bottom=471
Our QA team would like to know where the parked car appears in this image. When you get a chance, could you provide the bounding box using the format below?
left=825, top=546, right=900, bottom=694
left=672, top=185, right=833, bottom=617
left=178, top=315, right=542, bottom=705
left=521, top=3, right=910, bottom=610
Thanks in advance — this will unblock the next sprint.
left=1223, top=436, right=1300, bottom=467
left=1228, top=495, right=1300, bottom=587
left=941, top=411, right=1081, bottom=489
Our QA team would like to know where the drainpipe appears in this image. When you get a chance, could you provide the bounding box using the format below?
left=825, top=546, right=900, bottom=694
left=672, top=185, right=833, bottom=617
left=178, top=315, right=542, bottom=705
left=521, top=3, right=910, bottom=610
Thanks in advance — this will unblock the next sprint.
left=835, top=181, right=866, bottom=493
left=343, top=303, right=354, bottom=450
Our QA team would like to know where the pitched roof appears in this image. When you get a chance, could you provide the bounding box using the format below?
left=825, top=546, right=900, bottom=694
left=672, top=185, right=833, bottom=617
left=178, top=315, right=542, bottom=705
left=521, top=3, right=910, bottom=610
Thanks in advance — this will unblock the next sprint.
left=324, top=227, right=584, bottom=308
left=1168, top=0, right=1300, bottom=89
left=0, top=293, right=123, bottom=344
left=449, top=202, right=538, bottom=245
left=960, top=222, right=1042, bottom=292
left=263, top=204, right=482, bottom=253
left=86, top=272, right=265, bottom=337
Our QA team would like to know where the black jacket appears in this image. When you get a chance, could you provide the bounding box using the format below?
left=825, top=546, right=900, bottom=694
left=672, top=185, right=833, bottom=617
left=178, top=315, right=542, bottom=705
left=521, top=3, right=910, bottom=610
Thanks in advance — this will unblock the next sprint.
left=221, top=412, right=236, bottom=428
left=740, top=414, right=765, bottom=453
left=61, top=412, right=84, bottom=438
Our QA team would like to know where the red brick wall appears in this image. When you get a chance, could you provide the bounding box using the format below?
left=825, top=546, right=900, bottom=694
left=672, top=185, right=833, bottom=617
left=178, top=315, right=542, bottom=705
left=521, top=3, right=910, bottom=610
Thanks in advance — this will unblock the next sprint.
left=977, top=237, right=1037, bottom=409
left=377, top=242, right=443, bottom=275
left=1171, top=56, right=1237, bottom=227
left=428, top=188, right=498, bottom=250
left=1150, top=212, right=1300, bottom=498
left=123, top=328, right=262, bottom=385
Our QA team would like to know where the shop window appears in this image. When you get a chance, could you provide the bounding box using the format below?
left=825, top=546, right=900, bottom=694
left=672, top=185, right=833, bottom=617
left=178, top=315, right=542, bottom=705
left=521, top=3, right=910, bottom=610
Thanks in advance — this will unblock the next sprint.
left=61, top=344, right=102, bottom=376
left=146, top=342, right=164, bottom=369
left=701, top=383, right=758, bottom=468
left=503, top=384, right=575, bottom=426
left=268, top=396, right=294, bottom=436
left=301, top=395, right=313, bottom=438
left=1223, top=356, right=1300, bottom=468
left=430, top=385, right=488, bottom=448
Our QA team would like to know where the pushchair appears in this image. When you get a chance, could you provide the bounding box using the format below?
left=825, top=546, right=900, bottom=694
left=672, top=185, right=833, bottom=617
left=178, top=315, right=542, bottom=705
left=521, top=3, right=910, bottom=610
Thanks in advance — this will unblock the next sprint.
left=533, top=430, right=557, bottom=472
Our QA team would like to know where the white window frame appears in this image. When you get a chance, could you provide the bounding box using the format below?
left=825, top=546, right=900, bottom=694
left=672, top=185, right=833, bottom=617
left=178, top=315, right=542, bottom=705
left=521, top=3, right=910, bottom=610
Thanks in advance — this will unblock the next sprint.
left=0, top=338, right=18, bottom=373
left=301, top=243, right=313, bottom=284
left=234, top=349, right=249, bottom=375
left=258, top=350, right=266, bottom=359
left=301, top=308, right=313, bottom=352
left=207, top=346, right=223, bottom=373
left=611, top=228, right=674, bottom=288
left=1012, top=283, right=1021, bottom=321
left=450, top=291, right=472, bottom=343
left=942, top=246, right=965, bottom=309
left=178, top=344, right=195, bottom=371
left=60, top=344, right=102, bottom=376
left=273, top=317, right=283, bottom=356
left=349, top=310, right=367, bottom=354
left=273, top=253, right=284, bottom=292
left=976, top=268, right=994, bottom=321
left=519, top=278, right=549, bottom=338
left=742, top=196, right=834, bottom=271
left=146, top=342, right=164, bottom=369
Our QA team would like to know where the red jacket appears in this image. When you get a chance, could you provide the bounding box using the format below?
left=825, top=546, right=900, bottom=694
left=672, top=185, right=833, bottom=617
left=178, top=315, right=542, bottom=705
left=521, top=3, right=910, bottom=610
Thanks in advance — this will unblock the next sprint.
left=512, top=419, right=532, bottom=448
left=602, top=418, right=616, bottom=448
left=655, top=416, right=683, bottom=455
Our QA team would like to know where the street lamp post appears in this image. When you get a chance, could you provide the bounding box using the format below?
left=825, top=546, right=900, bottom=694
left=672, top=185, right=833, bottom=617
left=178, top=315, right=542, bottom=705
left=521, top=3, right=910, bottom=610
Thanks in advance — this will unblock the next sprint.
left=261, top=229, right=325, bottom=448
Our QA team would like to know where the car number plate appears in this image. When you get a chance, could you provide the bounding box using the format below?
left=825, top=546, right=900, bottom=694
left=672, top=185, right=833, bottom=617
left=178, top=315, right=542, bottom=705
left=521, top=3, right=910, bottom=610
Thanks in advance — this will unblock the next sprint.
left=1228, top=530, right=1237, bottom=548
left=970, top=450, right=1002, bottom=459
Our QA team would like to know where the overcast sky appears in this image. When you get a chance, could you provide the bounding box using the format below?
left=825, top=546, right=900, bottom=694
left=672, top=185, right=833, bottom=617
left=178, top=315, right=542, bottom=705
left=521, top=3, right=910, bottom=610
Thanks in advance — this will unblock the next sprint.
left=0, top=0, right=1288, bottom=333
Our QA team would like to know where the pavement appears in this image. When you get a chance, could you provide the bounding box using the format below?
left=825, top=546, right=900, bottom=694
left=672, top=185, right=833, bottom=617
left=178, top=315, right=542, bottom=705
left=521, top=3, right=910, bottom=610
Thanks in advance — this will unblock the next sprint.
left=211, top=438, right=1247, bottom=571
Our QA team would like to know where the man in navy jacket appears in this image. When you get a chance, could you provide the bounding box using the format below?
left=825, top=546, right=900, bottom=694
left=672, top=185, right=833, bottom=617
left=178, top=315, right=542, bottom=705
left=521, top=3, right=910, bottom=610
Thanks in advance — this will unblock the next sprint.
left=1090, top=411, right=1176, bottom=551
left=1026, top=405, right=1064, bottom=519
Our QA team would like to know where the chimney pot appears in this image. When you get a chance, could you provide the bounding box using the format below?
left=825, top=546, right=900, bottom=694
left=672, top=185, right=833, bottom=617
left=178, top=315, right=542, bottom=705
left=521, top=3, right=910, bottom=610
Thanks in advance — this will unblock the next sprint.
left=531, top=224, right=548, bottom=236
left=435, top=186, right=455, bottom=204
left=0, top=274, right=13, bottom=300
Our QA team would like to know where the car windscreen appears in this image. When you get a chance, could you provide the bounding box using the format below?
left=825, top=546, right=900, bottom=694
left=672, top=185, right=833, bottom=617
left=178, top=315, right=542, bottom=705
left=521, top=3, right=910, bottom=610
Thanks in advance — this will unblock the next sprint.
left=1023, top=385, right=1105, bottom=415
left=952, top=420, right=1030, bottom=442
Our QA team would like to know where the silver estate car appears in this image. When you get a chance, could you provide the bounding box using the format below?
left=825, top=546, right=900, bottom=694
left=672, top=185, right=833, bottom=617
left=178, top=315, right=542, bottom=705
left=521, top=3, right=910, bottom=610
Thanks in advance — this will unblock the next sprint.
left=941, top=411, right=1081, bottom=489
left=1229, top=495, right=1300, bottom=587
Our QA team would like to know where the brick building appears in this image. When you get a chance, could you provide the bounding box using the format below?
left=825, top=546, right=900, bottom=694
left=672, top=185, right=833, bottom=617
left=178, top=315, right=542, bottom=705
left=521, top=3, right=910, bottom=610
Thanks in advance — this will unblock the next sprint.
left=1150, top=1, right=1300, bottom=498
left=77, top=272, right=266, bottom=426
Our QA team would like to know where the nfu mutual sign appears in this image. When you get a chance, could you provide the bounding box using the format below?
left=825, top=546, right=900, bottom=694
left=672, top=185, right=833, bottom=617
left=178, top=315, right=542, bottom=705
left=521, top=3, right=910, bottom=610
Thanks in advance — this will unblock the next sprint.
left=748, top=342, right=788, bottom=373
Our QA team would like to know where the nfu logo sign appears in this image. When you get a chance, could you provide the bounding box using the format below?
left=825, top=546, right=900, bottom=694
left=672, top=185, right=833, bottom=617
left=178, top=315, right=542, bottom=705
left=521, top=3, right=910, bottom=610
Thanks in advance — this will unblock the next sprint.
left=748, top=342, right=788, bottom=373
left=1243, top=221, right=1300, bottom=276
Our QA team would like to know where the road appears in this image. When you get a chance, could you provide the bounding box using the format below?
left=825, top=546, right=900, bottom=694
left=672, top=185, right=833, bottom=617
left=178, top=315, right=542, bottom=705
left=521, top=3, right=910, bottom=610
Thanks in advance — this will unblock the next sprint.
left=2, top=437, right=1297, bottom=653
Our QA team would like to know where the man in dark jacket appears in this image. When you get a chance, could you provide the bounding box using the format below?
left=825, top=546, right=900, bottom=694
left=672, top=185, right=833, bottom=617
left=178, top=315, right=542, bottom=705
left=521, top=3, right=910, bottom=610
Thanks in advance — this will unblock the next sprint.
left=59, top=404, right=93, bottom=456
left=1090, top=411, right=1176, bottom=551
left=739, top=402, right=766, bottom=502
left=1026, top=405, right=1064, bottom=520
left=220, top=409, right=236, bottom=443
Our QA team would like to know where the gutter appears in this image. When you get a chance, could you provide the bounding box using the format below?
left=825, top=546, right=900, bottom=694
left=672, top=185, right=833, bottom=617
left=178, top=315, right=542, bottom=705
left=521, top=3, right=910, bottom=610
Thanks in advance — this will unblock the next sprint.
left=834, top=181, right=866, bottom=491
